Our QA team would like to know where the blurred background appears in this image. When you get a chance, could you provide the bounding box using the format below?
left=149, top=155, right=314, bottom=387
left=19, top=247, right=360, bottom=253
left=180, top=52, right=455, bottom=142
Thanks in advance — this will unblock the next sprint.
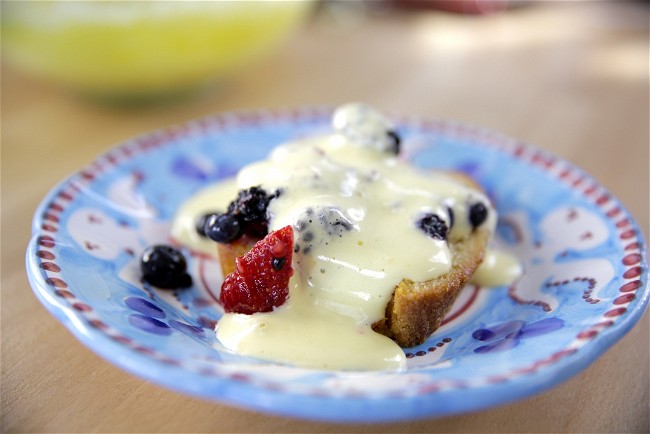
left=2, top=0, right=648, bottom=432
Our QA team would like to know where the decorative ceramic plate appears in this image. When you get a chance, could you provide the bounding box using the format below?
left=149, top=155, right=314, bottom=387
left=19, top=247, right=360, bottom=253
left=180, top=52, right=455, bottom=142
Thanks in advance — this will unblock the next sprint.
left=27, top=108, right=648, bottom=422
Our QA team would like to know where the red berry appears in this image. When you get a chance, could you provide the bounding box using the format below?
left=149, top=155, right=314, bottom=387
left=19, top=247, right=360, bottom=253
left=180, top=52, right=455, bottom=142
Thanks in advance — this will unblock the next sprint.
left=219, top=226, right=294, bottom=314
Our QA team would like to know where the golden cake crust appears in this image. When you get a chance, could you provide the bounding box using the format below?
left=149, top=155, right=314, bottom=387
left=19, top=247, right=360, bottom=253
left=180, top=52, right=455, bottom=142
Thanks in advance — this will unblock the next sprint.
left=216, top=234, right=258, bottom=277
left=370, top=171, right=490, bottom=347
left=371, top=229, right=488, bottom=347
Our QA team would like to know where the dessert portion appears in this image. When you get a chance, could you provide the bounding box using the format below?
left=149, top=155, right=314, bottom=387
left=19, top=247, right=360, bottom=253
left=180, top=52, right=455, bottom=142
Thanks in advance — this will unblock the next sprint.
left=171, top=103, right=520, bottom=370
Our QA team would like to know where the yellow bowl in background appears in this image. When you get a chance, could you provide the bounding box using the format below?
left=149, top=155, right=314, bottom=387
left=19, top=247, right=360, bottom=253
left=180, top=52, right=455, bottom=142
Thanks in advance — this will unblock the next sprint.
left=2, top=1, right=314, bottom=103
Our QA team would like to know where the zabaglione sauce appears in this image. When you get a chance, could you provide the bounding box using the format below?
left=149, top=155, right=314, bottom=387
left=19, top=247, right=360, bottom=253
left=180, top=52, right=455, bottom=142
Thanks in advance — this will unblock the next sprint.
left=171, top=104, right=521, bottom=370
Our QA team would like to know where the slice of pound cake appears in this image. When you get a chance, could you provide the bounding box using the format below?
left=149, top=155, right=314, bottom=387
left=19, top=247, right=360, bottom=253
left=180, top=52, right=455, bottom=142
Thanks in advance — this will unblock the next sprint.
left=173, top=103, right=513, bottom=370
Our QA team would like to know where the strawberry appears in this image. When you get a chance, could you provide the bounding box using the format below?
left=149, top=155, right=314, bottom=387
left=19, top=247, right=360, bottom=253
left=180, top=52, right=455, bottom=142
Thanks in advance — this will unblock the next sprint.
left=219, top=226, right=294, bottom=314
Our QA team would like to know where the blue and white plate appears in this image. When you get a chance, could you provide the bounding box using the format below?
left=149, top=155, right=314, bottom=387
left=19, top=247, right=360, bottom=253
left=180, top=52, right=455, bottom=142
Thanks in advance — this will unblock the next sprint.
left=26, top=108, right=648, bottom=422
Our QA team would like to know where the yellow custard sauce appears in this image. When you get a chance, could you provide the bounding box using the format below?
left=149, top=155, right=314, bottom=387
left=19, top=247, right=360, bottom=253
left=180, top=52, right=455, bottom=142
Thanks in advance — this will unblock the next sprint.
left=172, top=104, right=520, bottom=370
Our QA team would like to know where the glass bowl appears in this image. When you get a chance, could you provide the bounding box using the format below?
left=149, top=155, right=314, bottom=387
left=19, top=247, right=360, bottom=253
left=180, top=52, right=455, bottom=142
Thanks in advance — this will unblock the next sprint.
left=2, top=1, right=314, bottom=103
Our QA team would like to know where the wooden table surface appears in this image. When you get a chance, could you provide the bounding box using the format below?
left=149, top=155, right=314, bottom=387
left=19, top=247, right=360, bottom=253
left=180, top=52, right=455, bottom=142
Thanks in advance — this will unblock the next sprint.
left=2, top=1, right=648, bottom=432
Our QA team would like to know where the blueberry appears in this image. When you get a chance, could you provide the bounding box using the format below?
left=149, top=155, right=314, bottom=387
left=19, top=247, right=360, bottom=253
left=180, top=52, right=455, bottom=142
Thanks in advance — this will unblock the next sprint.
left=195, top=212, right=219, bottom=237
left=243, top=221, right=269, bottom=238
left=204, top=213, right=243, bottom=243
left=417, top=213, right=449, bottom=240
left=386, top=130, right=401, bottom=155
left=141, top=245, right=192, bottom=289
left=469, top=202, right=488, bottom=229
left=223, top=187, right=283, bottom=238
left=317, top=207, right=354, bottom=236
left=227, top=186, right=274, bottom=223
